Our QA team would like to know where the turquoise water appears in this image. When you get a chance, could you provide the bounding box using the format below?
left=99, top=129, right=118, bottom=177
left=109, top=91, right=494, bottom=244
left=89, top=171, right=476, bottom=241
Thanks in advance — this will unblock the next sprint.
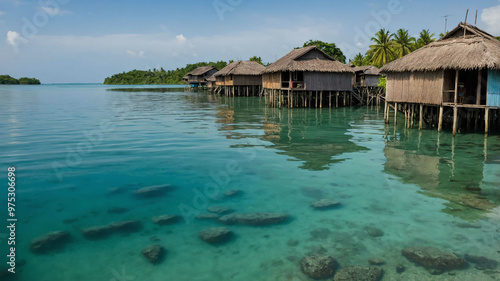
left=0, top=84, right=499, bottom=281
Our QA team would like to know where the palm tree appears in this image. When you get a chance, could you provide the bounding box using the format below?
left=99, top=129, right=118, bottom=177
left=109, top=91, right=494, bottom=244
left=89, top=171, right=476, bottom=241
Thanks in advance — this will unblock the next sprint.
left=393, top=29, right=416, bottom=58
left=351, top=53, right=365, bottom=66
left=369, top=29, right=396, bottom=67
left=416, top=29, right=436, bottom=49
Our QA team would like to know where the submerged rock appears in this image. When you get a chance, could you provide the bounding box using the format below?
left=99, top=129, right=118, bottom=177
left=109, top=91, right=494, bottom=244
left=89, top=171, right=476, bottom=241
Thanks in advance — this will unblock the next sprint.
left=368, top=258, right=385, bottom=265
left=133, top=185, right=173, bottom=198
left=224, top=190, right=241, bottom=197
left=198, top=227, right=233, bottom=244
left=207, top=206, right=232, bottom=214
left=311, top=199, right=340, bottom=209
left=333, top=266, right=383, bottom=281
left=82, top=220, right=142, bottom=240
left=402, top=247, right=468, bottom=273
left=195, top=213, right=220, bottom=220
left=465, top=254, right=498, bottom=269
left=142, top=245, right=165, bottom=264
left=30, top=231, right=72, bottom=254
left=300, top=255, right=337, bottom=279
left=365, top=226, right=384, bottom=237
left=218, top=213, right=289, bottom=226
left=151, top=215, right=181, bottom=225
left=396, top=264, right=405, bottom=274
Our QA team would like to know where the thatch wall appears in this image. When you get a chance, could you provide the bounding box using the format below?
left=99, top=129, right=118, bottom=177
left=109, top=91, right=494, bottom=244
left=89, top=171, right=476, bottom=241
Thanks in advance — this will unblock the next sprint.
left=263, top=73, right=281, bottom=89
left=386, top=70, right=443, bottom=105
left=304, top=72, right=353, bottom=91
left=233, top=75, right=262, bottom=86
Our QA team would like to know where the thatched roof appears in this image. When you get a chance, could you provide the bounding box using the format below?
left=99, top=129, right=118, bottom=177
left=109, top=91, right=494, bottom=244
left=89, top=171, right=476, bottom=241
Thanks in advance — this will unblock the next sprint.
left=381, top=23, right=500, bottom=73
left=214, top=61, right=265, bottom=77
left=207, top=75, right=216, bottom=82
left=263, top=46, right=354, bottom=74
left=186, top=66, right=218, bottom=76
left=353, top=65, right=380, bottom=75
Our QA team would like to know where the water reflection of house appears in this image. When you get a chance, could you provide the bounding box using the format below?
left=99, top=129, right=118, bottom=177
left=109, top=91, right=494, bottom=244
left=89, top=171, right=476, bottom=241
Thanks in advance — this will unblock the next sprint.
left=384, top=142, right=498, bottom=221
left=214, top=96, right=367, bottom=170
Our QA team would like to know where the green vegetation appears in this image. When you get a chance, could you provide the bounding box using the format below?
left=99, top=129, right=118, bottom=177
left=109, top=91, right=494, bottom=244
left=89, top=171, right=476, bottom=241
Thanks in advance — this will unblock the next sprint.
left=0, top=75, right=40, bottom=84
left=378, top=76, right=386, bottom=89
left=393, top=29, right=416, bottom=58
left=104, top=61, right=227, bottom=84
left=496, top=36, right=500, bottom=41
left=350, top=28, right=437, bottom=67
left=299, top=40, right=346, bottom=63
left=369, top=29, right=396, bottom=67
left=249, top=56, right=264, bottom=65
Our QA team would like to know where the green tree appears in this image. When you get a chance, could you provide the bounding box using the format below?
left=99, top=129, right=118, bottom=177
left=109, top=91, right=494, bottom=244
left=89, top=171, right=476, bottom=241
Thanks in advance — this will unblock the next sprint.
left=300, top=40, right=346, bottom=63
left=416, top=29, right=436, bottom=49
left=393, top=29, right=416, bottom=58
left=249, top=56, right=263, bottom=65
left=496, top=36, right=500, bottom=41
left=369, top=29, right=396, bottom=67
left=18, top=77, right=41, bottom=84
left=350, top=53, right=371, bottom=66
left=0, top=75, right=20, bottom=84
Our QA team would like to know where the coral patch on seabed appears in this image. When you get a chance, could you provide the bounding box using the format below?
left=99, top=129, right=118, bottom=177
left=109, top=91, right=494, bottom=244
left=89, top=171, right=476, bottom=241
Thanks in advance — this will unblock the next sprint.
left=198, top=227, right=233, bottom=244
left=29, top=231, right=72, bottom=254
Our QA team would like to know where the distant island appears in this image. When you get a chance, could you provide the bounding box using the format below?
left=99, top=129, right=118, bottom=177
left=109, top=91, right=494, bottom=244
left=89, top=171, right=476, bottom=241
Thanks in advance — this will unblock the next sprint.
left=0, top=75, right=41, bottom=85
left=103, top=61, right=228, bottom=85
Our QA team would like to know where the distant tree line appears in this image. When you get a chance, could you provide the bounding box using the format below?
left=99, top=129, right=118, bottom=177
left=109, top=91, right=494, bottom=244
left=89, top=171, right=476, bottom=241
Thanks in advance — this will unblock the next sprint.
left=497, top=36, right=500, bottom=41
left=104, top=61, right=228, bottom=85
left=0, top=75, right=41, bottom=84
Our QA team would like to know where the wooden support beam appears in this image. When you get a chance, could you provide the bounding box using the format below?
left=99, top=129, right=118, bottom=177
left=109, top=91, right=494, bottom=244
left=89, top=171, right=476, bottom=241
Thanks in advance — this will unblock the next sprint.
left=452, top=106, right=458, bottom=137
left=485, top=108, right=490, bottom=135
left=454, top=70, right=459, bottom=104
left=419, top=104, right=423, bottom=130
left=394, top=103, right=398, bottom=126
left=438, top=106, right=444, bottom=132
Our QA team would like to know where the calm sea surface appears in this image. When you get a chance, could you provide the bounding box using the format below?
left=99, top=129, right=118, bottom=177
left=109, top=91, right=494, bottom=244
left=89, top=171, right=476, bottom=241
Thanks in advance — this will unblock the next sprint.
left=0, top=84, right=499, bottom=281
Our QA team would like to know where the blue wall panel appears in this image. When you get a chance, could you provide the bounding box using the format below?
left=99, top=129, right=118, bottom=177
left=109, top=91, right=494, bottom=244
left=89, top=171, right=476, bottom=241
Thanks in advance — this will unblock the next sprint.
left=488, top=69, right=500, bottom=107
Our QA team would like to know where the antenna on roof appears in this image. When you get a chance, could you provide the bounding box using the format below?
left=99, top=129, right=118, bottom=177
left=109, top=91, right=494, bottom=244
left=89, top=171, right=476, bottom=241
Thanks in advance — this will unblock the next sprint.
left=475, top=10, right=478, bottom=26
left=443, top=15, right=453, bottom=34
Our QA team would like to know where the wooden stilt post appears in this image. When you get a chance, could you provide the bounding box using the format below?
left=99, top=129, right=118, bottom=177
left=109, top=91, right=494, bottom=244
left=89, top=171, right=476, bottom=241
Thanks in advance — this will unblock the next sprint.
left=336, top=92, right=339, bottom=108
left=394, top=103, right=398, bottom=126
left=454, top=70, right=459, bottom=104
left=452, top=106, right=458, bottom=137
left=329, top=92, right=332, bottom=108
left=320, top=91, right=322, bottom=108
left=485, top=108, right=490, bottom=135
left=438, top=106, right=444, bottom=132
left=384, top=101, right=388, bottom=124
left=419, top=104, right=424, bottom=130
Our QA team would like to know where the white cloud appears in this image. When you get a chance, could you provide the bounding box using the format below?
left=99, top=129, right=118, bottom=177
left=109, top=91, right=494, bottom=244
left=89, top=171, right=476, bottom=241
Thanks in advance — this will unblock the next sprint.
left=38, top=6, right=71, bottom=16
left=6, top=31, right=22, bottom=47
left=126, top=50, right=145, bottom=58
left=0, top=11, right=6, bottom=16
left=481, top=5, right=500, bottom=35
left=175, top=34, right=187, bottom=44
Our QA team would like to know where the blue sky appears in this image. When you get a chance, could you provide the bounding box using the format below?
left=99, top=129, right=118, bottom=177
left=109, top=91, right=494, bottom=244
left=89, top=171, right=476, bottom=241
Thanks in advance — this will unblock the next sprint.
left=0, top=0, right=499, bottom=83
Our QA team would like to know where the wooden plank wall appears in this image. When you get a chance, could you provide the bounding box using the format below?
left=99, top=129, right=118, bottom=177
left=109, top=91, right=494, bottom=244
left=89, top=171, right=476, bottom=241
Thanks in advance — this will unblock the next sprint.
left=304, top=72, right=353, bottom=91
left=263, top=73, right=281, bottom=89
left=488, top=69, right=500, bottom=107
left=386, top=71, right=443, bottom=105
